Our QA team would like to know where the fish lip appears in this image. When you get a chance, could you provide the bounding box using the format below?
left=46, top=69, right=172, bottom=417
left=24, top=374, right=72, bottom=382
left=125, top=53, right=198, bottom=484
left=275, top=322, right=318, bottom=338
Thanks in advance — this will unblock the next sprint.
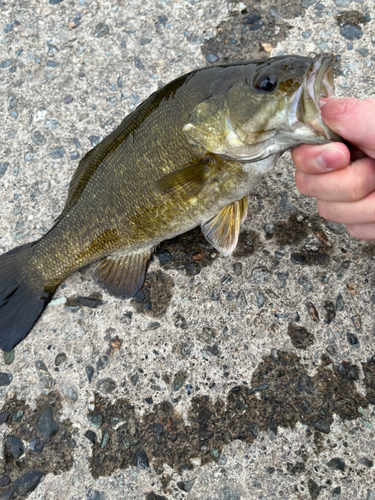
left=289, top=54, right=341, bottom=142
left=308, top=54, right=335, bottom=105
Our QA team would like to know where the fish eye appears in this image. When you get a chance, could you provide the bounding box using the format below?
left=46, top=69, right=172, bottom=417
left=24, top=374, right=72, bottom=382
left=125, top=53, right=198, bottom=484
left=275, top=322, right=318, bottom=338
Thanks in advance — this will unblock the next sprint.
left=254, top=75, right=278, bottom=92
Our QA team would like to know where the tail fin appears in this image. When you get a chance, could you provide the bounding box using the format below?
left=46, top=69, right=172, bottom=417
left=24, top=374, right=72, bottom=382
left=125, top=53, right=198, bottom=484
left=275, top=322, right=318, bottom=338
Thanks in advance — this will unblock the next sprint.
left=0, top=243, right=54, bottom=352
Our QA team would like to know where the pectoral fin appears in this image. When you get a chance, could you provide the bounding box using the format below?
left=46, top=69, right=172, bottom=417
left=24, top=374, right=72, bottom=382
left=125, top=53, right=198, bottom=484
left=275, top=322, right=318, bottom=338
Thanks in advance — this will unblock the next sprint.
left=156, top=161, right=213, bottom=200
left=93, top=247, right=154, bottom=299
left=201, top=197, right=248, bottom=256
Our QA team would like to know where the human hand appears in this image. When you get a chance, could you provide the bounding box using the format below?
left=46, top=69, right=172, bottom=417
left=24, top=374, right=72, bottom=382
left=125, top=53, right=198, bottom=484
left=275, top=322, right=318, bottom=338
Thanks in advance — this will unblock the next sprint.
left=291, top=97, right=375, bottom=240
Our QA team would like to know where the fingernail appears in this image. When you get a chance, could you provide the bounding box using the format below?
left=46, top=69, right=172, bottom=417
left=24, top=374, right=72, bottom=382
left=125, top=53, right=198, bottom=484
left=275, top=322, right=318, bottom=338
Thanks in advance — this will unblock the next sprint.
left=317, top=147, right=346, bottom=170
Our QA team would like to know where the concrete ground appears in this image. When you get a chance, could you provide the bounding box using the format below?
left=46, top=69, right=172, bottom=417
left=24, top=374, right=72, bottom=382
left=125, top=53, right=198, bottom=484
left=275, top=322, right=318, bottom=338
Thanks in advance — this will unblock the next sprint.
left=0, top=0, right=375, bottom=499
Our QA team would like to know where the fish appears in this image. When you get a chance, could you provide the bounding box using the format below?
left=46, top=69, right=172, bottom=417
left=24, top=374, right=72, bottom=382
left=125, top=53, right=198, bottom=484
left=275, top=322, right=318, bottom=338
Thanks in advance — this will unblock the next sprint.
left=0, top=54, right=340, bottom=352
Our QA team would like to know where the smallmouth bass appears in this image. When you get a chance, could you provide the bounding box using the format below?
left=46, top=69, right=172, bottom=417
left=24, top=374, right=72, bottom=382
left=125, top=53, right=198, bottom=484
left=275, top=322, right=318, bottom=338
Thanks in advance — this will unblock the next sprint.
left=0, top=54, right=340, bottom=351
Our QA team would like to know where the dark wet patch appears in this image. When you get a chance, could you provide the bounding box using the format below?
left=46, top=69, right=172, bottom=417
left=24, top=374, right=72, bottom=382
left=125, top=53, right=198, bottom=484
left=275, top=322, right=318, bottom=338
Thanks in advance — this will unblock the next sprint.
left=158, top=226, right=217, bottom=276
left=131, top=270, right=174, bottom=318
left=336, top=10, right=370, bottom=29
left=87, top=351, right=375, bottom=483
left=0, top=392, right=74, bottom=498
left=361, top=242, right=375, bottom=259
left=232, top=230, right=259, bottom=258
left=287, top=324, right=314, bottom=349
left=274, top=214, right=311, bottom=246
left=202, top=0, right=304, bottom=64
left=66, top=292, right=104, bottom=309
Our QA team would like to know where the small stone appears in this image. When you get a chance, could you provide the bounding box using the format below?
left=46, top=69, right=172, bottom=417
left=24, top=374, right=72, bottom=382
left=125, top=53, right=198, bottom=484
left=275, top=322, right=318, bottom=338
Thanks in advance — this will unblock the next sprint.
left=221, top=274, right=233, bottom=285
left=174, top=314, right=188, bottom=329
left=205, top=53, right=219, bottom=63
left=0, top=162, right=9, bottom=179
left=308, top=478, right=322, bottom=499
left=31, top=131, right=46, bottom=146
left=135, top=449, right=149, bottom=469
left=324, top=220, right=346, bottom=234
left=93, top=23, right=109, bottom=38
left=173, top=378, right=184, bottom=392
left=96, top=377, right=117, bottom=394
left=298, top=277, right=313, bottom=292
left=327, top=457, right=345, bottom=471
left=332, top=0, right=350, bottom=5
left=87, top=413, right=103, bottom=428
left=145, top=396, right=153, bottom=405
left=63, top=95, right=73, bottom=104
left=145, top=494, right=167, bottom=500
left=134, top=56, right=144, bottom=70
left=86, top=365, right=94, bottom=383
left=245, top=13, right=261, bottom=24
left=50, top=146, right=65, bottom=159
left=0, top=59, right=13, bottom=69
left=0, top=373, right=12, bottom=386
left=35, top=360, right=54, bottom=393
left=5, top=435, right=25, bottom=459
left=280, top=191, right=293, bottom=211
left=12, top=410, right=24, bottom=422
left=236, top=290, right=247, bottom=309
left=340, top=25, right=363, bottom=41
left=306, top=302, right=319, bottom=322
left=249, top=267, right=270, bottom=283
left=13, top=471, right=44, bottom=497
left=312, top=419, right=330, bottom=433
left=3, top=350, right=14, bottom=365
left=177, top=479, right=196, bottom=492
left=359, top=457, right=373, bottom=468
left=255, top=291, right=265, bottom=308
left=222, top=486, right=241, bottom=500
left=269, top=6, right=282, bottom=18
left=85, top=430, right=97, bottom=444
left=88, top=136, right=102, bottom=147
left=367, top=491, right=375, bottom=500
left=301, top=0, right=316, bottom=6
left=358, top=47, right=369, bottom=57
left=336, top=293, right=345, bottom=311
left=100, top=430, right=110, bottom=449
left=291, top=254, right=307, bottom=265
left=205, top=344, right=220, bottom=356
left=0, top=411, right=10, bottom=424
left=302, top=31, right=311, bottom=38
left=61, top=380, right=78, bottom=402
left=351, top=315, right=361, bottom=331
left=332, top=486, right=341, bottom=499
left=264, top=223, right=275, bottom=235
left=232, top=262, right=243, bottom=276
left=37, top=407, right=59, bottom=438
left=324, top=301, right=336, bottom=324
left=28, top=436, right=44, bottom=453
left=155, top=423, right=163, bottom=444
left=199, top=429, right=214, bottom=440
left=157, top=249, right=172, bottom=265
left=347, top=332, right=360, bottom=349
left=55, top=353, right=66, bottom=366
left=0, top=476, right=10, bottom=488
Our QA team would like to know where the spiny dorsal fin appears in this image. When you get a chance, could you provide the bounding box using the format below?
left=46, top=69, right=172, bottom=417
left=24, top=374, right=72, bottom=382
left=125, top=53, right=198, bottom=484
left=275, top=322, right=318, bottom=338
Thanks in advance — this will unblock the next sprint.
left=92, top=247, right=154, bottom=299
left=201, top=196, right=248, bottom=256
left=156, top=161, right=213, bottom=200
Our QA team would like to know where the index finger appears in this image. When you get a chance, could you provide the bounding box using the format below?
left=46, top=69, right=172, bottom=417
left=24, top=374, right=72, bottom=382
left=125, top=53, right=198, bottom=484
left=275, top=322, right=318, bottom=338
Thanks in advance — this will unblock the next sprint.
left=321, top=98, right=375, bottom=159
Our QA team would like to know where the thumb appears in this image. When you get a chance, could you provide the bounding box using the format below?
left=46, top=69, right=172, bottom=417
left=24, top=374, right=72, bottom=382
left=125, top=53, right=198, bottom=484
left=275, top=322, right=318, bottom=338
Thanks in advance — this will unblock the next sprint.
left=321, top=97, right=375, bottom=158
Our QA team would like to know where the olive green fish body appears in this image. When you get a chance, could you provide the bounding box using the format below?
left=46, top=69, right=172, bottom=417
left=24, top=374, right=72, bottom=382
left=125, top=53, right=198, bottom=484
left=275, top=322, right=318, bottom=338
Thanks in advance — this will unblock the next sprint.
left=0, top=55, right=340, bottom=351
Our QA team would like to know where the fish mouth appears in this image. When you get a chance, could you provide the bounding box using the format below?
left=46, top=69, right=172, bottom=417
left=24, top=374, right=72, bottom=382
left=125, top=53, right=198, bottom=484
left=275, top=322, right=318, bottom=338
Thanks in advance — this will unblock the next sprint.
left=290, top=55, right=341, bottom=142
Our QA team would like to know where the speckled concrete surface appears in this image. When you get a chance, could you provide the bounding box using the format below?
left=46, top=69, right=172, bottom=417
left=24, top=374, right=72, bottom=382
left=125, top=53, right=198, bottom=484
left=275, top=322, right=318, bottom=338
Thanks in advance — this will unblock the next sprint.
left=0, top=0, right=375, bottom=499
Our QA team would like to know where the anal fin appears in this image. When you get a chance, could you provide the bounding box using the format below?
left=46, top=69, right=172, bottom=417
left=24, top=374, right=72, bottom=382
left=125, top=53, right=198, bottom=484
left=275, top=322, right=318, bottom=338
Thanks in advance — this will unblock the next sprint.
left=201, top=196, right=248, bottom=256
left=93, top=247, right=154, bottom=299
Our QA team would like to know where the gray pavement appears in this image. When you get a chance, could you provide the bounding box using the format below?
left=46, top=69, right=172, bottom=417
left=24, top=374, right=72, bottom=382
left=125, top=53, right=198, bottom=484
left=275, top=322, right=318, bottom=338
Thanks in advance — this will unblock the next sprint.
left=0, top=0, right=375, bottom=499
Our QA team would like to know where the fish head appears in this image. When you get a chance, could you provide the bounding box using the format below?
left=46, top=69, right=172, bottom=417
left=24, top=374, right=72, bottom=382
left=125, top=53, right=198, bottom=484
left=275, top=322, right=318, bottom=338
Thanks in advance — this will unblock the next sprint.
left=183, top=55, right=341, bottom=162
